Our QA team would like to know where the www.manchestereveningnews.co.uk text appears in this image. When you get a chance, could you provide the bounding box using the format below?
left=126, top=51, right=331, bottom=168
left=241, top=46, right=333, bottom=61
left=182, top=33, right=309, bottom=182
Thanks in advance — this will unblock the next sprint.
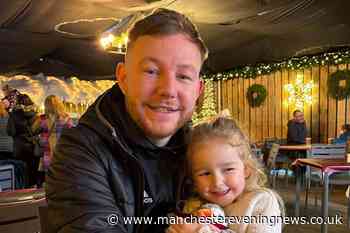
left=107, top=214, right=344, bottom=226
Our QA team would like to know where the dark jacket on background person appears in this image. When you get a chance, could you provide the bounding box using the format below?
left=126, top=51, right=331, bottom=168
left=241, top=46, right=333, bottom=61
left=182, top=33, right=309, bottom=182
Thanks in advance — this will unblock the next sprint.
left=46, top=84, right=188, bottom=233
left=7, top=104, right=37, bottom=159
left=333, top=131, right=350, bottom=144
left=7, top=104, right=39, bottom=187
left=287, top=120, right=307, bottom=144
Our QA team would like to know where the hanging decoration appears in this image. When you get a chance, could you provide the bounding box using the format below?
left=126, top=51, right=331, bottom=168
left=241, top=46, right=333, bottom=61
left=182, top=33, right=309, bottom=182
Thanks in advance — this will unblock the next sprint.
left=246, top=84, right=267, bottom=107
left=203, top=49, right=350, bottom=80
left=284, top=74, right=313, bottom=109
left=100, top=32, right=128, bottom=54
left=327, top=70, right=350, bottom=100
left=192, top=79, right=217, bottom=125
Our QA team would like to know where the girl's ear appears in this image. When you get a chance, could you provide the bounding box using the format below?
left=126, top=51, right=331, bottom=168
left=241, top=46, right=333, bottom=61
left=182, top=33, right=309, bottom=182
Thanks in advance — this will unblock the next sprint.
left=244, top=166, right=251, bottom=178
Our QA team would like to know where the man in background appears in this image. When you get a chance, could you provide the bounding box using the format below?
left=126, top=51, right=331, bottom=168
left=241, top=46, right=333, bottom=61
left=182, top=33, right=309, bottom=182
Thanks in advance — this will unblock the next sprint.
left=287, top=109, right=307, bottom=144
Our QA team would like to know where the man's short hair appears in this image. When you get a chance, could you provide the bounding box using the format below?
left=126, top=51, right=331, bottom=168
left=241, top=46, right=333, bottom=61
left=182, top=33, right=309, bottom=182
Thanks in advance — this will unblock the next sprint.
left=293, top=109, right=302, bottom=117
left=342, top=124, right=350, bottom=132
left=127, top=8, right=208, bottom=62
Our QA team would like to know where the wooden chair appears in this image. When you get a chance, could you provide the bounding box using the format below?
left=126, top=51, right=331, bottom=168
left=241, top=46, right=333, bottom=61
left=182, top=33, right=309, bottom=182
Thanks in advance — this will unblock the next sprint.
left=266, top=143, right=290, bottom=188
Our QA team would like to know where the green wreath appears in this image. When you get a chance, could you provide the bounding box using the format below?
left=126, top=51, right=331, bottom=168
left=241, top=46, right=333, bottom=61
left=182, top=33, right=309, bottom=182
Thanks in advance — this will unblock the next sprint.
left=246, top=84, right=267, bottom=107
left=328, top=70, right=350, bottom=100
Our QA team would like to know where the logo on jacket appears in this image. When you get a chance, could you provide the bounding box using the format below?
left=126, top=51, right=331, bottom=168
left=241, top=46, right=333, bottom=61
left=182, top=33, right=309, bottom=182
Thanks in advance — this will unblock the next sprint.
left=144, top=190, right=153, bottom=204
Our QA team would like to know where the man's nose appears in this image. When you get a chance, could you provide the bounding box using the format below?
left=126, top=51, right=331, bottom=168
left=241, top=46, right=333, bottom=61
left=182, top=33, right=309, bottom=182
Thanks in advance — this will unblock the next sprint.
left=157, top=72, right=177, bottom=98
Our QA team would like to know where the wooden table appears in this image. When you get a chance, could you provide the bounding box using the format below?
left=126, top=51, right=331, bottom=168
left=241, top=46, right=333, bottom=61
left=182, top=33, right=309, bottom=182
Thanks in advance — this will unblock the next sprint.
left=292, top=158, right=350, bottom=233
left=279, top=144, right=311, bottom=151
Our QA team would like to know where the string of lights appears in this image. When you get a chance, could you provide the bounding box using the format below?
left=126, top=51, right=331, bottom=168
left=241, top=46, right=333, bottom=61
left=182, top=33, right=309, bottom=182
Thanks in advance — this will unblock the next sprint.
left=203, top=49, right=350, bottom=81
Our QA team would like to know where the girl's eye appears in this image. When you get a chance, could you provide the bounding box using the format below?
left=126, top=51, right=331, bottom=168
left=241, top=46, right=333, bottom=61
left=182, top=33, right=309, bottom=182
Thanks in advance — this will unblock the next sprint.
left=224, top=168, right=235, bottom=173
left=177, top=74, right=193, bottom=81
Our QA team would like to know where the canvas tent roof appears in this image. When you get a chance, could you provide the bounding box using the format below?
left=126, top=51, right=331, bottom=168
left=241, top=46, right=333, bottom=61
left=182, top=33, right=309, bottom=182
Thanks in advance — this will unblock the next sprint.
left=1, top=0, right=350, bottom=80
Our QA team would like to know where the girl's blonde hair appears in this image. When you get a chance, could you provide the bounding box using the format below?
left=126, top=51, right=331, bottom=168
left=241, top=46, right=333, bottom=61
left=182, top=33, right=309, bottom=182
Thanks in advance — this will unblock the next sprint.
left=44, top=95, right=69, bottom=119
left=187, top=116, right=285, bottom=220
left=187, top=116, right=267, bottom=192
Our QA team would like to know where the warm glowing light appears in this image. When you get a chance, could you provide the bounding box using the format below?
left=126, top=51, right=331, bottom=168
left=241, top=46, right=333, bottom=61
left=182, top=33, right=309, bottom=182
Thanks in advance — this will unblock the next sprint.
left=284, top=74, right=313, bottom=109
left=100, top=32, right=128, bottom=54
left=100, top=34, right=115, bottom=49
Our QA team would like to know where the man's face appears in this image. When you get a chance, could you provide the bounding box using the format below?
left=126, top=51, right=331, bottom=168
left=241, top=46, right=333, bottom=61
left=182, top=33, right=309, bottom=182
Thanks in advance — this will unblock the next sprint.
left=294, top=111, right=304, bottom=123
left=117, top=34, right=203, bottom=145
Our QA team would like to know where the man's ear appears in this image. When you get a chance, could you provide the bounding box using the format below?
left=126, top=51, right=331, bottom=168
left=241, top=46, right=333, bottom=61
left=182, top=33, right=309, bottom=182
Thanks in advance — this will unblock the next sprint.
left=116, top=63, right=127, bottom=94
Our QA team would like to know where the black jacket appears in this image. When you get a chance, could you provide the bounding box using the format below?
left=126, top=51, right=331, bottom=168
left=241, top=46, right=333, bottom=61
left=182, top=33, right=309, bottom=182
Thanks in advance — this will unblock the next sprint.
left=46, top=84, right=188, bottom=233
left=7, top=104, right=37, bottom=159
left=287, top=120, right=307, bottom=144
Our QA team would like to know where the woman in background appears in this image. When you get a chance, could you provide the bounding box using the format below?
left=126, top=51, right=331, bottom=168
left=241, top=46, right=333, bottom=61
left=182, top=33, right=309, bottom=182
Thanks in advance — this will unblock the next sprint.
left=333, top=124, right=350, bottom=144
left=32, top=95, right=73, bottom=187
left=0, top=101, right=9, bottom=135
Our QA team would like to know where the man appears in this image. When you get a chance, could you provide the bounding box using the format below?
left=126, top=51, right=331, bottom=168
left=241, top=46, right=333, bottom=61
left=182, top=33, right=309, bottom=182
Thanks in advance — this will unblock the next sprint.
left=287, top=109, right=307, bottom=144
left=46, top=8, right=208, bottom=233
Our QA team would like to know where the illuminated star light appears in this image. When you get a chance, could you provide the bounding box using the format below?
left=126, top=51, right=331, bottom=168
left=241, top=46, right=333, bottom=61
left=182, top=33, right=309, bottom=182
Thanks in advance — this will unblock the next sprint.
left=284, top=74, right=313, bottom=109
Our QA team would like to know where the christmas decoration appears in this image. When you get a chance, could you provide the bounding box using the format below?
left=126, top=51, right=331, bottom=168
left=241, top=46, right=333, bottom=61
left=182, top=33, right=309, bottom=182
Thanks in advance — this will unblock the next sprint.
left=284, top=74, right=313, bottom=109
left=327, top=70, right=350, bottom=100
left=203, top=49, right=350, bottom=80
left=192, top=79, right=217, bottom=125
left=246, top=84, right=267, bottom=107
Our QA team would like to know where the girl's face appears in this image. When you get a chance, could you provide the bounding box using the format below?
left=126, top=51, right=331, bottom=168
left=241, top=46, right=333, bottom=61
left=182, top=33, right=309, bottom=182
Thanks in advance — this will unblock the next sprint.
left=190, top=137, right=249, bottom=207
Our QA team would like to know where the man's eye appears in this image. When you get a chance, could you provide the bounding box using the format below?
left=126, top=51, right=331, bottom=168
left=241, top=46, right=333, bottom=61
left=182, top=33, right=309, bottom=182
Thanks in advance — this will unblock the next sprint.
left=198, top=172, right=210, bottom=176
left=144, top=69, right=159, bottom=76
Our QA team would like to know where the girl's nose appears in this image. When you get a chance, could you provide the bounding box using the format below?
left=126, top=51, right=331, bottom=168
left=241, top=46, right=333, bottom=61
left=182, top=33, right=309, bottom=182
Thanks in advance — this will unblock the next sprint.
left=212, top=173, right=225, bottom=188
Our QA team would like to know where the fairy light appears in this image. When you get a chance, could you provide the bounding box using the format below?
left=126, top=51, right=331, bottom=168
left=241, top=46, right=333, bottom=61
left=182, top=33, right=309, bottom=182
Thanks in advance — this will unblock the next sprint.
left=206, top=50, right=350, bottom=80
left=100, top=34, right=115, bottom=49
left=100, top=32, right=129, bottom=53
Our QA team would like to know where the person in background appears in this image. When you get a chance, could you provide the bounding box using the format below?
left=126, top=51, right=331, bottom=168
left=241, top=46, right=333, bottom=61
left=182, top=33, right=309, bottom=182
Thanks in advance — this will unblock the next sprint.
left=287, top=110, right=307, bottom=144
left=332, top=124, right=350, bottom=144
left=168, top=117, right=284, bottom=233
left=0, top=101, right=13, bottom=159
left=46, top=8, right=207, bottom=233
left=6, top=94, right=38, bottom=187
left=1, top=84, right=21, bottom=112
left=0, top=101, right=9, bottom=135
left=32, top=95, right=73, bottom=187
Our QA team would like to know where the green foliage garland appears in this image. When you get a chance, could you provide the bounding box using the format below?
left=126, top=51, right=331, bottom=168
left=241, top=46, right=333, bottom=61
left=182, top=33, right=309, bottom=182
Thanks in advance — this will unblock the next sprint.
left=327, top=70, right=350, bottom=100
left=202, top=49, right=350, bottom=80
left=246, top=84, right=267, bottom=107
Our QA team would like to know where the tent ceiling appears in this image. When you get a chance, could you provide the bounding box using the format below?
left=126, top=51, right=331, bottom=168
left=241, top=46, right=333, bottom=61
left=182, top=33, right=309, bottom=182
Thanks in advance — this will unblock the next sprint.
left=1, top=0, right=350, bottom=80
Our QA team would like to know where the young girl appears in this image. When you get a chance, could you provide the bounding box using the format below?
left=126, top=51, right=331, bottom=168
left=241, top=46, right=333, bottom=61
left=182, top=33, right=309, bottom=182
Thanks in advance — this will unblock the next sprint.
left=169, top=116, right=284, bottom=233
